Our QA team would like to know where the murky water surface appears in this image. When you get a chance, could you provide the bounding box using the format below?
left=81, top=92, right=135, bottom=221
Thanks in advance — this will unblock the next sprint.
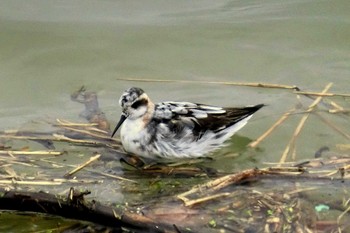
left=0, top=0, right=350, bottom=231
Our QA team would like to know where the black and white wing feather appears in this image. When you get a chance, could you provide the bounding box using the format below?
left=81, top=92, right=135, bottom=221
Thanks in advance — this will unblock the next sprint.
left=153, top=101, right=264, bottom=139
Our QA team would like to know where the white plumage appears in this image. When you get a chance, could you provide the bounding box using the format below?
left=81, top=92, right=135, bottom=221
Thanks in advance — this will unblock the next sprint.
left=111, top=87, right=264, bottom=159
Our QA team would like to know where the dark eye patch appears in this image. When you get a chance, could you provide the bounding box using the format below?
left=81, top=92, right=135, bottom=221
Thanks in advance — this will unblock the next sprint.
left=131, top=99, right=148, bottom=109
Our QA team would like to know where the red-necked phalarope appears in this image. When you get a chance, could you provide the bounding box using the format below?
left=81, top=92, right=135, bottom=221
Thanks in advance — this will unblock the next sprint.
left=111, top=87, right=264, bottom=159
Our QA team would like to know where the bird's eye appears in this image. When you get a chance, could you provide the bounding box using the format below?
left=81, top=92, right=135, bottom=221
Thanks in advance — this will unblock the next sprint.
left=131, top=99, right=148, bottom=109
left=121, top=97, right=128, bottom=104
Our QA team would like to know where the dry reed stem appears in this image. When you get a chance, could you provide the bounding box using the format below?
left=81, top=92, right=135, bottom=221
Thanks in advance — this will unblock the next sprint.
left=64, top=153, right=101, bottom=178
left=177, top=164, right=347, bottom=207
left=0, top=150, right=62, bottom=156
left=325, top=169, right=341, bottom=177
left=328, top=101, right=346, bottom=113
left=249, top=108, right=296, bottom=148
left=0, top=179, right=101, bottom=186
left=117, top=77, right=299, bottom=90
left=262, top=161, right=297, bottom=166
left=336, top=144, right=350, bottom=151
left=337, top=203, right=350, bottom=232
left=285, top=187, right=318, bottom=195
left=177, top=174, right=233, bottom=200
left=177, top=166, right=335, bottom=207
left=56, top=119, right=110, bottom=134
left=297, top=91, right=346, bottom=113
left=6, top=152, right=15, bottom=158
left=315, top=112, right=350, bottom=140
left=0, top=180, right=62, bottom=185
left=278, top=83, right=333, bottom=166
left=264, top=167, right=305, bottom=173
left=178, top=192, right=231, bottom=207
left=0, top=135, right=43, bottom=140
left=2, top=166, right=18, bottom=179
left=325, top=164, right=350, bottom=177
left=39, top=158, right=136, bottom=183
left=98, top=171, right=138, bottom=183
left=177, top=169, right=265, bottom=206
left=294, top=91, right=350, bottom=98
left=329, top=109, right=350, bottom=114
left=56, top=119, right=99, bottom=127
left=0, top=133, right=123, bottom=151
left=57, top=125, right=114, bottom=141
left=0, top=158, right=37, bottom=167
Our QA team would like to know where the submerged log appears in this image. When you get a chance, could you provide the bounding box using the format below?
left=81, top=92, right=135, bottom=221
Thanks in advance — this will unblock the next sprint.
left=0, top=187, right=187, bottom=233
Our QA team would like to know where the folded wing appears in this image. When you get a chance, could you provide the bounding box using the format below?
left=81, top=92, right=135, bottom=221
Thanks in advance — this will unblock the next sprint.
left=154, top=102, right=263, bottom=140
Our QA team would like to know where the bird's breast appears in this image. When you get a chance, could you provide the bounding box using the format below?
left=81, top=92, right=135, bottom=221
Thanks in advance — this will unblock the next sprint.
left=120, top=118, right=148, bottom=154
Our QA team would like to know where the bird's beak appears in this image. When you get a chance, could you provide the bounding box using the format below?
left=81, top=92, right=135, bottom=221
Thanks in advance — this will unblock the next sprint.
left=111, top=113, right=127, bottom=138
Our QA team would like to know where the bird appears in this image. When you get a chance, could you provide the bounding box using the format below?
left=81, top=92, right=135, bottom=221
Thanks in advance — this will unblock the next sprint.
left=111, top=87, right=263, bottom=160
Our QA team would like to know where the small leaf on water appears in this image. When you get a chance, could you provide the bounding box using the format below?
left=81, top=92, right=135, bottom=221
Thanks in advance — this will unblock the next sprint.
left=315, top=204, right=330, bottom=212
left=267, top=209, right=273, bottom=215
left=209, top=219, right=216, bottom=228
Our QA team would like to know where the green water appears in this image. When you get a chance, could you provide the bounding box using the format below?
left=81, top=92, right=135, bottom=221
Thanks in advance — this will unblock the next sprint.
left=0, top=0, right=350, bottom=231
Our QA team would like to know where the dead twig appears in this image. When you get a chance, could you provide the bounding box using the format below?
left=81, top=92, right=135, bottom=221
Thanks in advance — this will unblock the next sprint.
left=279, top=83, right=333, bottom=165
left=336, top=144, right=350, bottom=151
left=39, top=158, right=137, bottom=183
left=294, top=91, right=350, bottom=98
left=177, top=168, right=265, bottom=206
left=97, top=171, right=138, bottom=184
left=0, top=150, right=62, bottom=156
left=0, top=180, right=63, bottom=186
left=177, top=161, right=348, bottom=207
left=117, top=77, right=300, bottom=90
left=55, top=118, right=99, bottom=128
left=249, top=108, right=297, bottom=148
left=0, top=133, right=122, bottom=150
left=337, top=203, right=350, bottom=233
left=178, top=192, right=231, bottom=207
left=0, top=179, right=102, bottom=186
left=55, top=123, right=117, bottom=142
left=64, top=154, right=101, bottom=178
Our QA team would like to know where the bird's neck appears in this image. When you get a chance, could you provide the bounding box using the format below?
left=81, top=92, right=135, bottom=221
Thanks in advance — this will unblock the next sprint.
left=141, top=101, right=155, bottom=125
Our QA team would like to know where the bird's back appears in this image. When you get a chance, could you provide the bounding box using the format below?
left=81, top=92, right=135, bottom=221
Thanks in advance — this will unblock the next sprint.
left=142, top=103, right=264, bottom=159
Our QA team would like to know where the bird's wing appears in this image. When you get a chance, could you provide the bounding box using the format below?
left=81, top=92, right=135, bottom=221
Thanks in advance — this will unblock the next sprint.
left=154, top=102, right=225, bottom=120
left=154, top=102, right=263, bottom=136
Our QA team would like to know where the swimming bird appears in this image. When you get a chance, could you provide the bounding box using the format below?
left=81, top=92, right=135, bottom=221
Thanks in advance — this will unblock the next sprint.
left=111, top=87, right=263, bottom=159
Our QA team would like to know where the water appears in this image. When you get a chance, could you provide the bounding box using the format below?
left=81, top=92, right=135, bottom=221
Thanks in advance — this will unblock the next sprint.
left=0, top=0, right=350, bottom=231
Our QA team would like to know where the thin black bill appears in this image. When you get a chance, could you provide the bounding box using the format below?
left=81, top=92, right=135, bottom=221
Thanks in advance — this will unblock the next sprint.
left=111, top=114, right=127, bottom=138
